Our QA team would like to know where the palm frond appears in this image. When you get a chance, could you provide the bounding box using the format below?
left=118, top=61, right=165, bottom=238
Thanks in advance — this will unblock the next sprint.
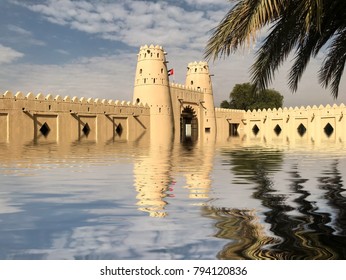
left=205, top=0, right=284, bottom=60
left=250, top=3, right=302, bottom=91
left=319, top=29, right=346, bottom=98
left=205, top=0, right=346, bottom=98
left=304, top=0, right=323, bottom=32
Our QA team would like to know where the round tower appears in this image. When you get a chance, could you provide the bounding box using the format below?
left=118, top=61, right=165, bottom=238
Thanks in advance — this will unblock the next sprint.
left=185, top=61, right=216, bottom=141
left=133, top=44, right=174, bottom=142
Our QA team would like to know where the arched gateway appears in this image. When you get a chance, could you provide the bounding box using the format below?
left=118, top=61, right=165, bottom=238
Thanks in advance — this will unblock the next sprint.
left=180, top=106, right=198, bottom=142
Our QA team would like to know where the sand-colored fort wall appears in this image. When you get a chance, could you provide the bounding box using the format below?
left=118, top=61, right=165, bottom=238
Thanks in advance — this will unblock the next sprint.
left=215, top=108, right=245, bottom=141
left=215, top=104, right=346, bottom=145
left=0, top=91, right=150, bottom=145
left=244, top=104, right=346, bottom=145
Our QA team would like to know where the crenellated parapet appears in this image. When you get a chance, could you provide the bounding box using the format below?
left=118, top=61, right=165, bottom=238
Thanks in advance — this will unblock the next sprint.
left=170, top=82, right=203, bottom=93
left=244, top=103, right=345, bottom=120
left=215, top=107, right=246, bottom=113
left=0, top=90, right=150, bottom=116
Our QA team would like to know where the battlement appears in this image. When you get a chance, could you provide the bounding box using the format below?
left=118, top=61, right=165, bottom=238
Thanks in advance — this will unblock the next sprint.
left=214, top=103, right=346, bottom=115
left=0, top=90, right=150, bottom=113
left=186, top=61, right=209, bottom=74
left=244, top=103, right=346, bottom=116
left=139, top=44, right=164, bottom=51
left=215, top=107, right=245, bottom=113
left=137, top=44, right=167, bottom=62
left=169, top=82, right=203, bottom=93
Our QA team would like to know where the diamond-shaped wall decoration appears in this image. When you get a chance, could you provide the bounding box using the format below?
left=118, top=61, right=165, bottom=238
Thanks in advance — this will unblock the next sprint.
left=324, top=123, right=334, bottom=137
left=115, top=123, right=123, bottom=136
left=297, top=123, right=307, bottom=137
left=39, top=122, right=50, bottom=137
left=82, top=123, right=90, bottom=136
left=252, top=124, right=260, bottom=136
left=274, top=124, right=282, bottom=136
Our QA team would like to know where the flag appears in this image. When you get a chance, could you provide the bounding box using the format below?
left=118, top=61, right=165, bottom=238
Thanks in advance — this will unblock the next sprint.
left=168, top=68, right=174, bottom=76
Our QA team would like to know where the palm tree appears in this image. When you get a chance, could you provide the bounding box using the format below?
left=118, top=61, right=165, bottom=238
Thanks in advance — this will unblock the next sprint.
left=205, top=0, right=346, bottom=98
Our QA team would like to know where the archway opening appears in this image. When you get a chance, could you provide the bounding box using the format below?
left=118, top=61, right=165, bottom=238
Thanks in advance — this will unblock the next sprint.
left=180, top=106, right=198, bottom=142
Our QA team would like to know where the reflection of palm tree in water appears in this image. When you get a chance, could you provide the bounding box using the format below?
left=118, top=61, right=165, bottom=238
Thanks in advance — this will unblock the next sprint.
left=278, top=165, right=335, bottom=259
left=211, top=149, right=346, bottom=259
left=285, top=160, right=346, bottom=259
left=316, top=160, right=346, bottom=256
left=201, top=206, right=277, bottom=259
left=209, top=149, right=286, bottom=259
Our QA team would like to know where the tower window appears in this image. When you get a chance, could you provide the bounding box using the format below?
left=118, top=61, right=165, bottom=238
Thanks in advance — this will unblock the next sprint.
left=159, top=108, right=161, bottom=113
left=136, top=98, right=140, bottom=103
left=161, top=68, right=163, bottom=73
left=157, top=53, right=159, bottom=58
left=144, top=78, right=146, bottom=83
left=153, top=78, right=156, bottom=83
left=195, top=68, right=197, bottom=72
left=139, top=69, right=142, bottom=74
left=191, top=81, right=193, bottom=85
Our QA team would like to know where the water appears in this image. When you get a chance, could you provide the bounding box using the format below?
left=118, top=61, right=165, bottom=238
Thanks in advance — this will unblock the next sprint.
left=1, top=140, right=346, bottom=260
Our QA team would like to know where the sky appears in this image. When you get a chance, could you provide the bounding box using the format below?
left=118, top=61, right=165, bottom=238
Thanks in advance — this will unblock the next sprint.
left=0, top=0, right=346, bottom=108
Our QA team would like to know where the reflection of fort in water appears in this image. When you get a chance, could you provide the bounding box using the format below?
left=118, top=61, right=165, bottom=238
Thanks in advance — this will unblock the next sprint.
left=1, top=45, right=346, bottom=259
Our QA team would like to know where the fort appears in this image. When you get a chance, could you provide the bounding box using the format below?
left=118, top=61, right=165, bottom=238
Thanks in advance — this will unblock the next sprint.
left=1, top=44, right=346, bottom=146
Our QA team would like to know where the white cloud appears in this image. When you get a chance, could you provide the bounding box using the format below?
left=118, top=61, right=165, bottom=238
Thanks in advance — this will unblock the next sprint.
left=0, top=44, right=24, bottom=64
left=0, top=50, right=136, bottom=101
left=19, top=0, right=221, bottom=50
left=7, top=24, right=32, bottom=36
left=55, top=49, right=70, bottom=55
left=183, top=0, right=231, bottom=7
left=6, top=24, right=46, bottom=46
